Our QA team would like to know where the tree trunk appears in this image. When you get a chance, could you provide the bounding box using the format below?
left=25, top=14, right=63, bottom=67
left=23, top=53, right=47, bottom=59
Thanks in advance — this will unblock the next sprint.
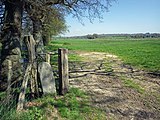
left=24, top=35, right=39, bottom=98
left=33, top=20, right=44, bottom=53
left=42, top=34, right=50, bottom=46
left=32, top=20, right=44, bottom=97
left=0, top=0, right=23, bottom=91
left=25, top=4, right=44, bottom=53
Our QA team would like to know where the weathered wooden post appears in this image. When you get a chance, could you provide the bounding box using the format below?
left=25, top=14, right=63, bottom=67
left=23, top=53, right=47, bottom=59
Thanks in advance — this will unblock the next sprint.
left=24, top=35, right=38, bottom=97
left=58, top=48, right=69, bottom=95
left=17, top=35, right=39, bottom=111
left=7, top=60, right=12, bottom=92
left=6, top=60, right=12, bottom=104
left=46, top=53, right=51, bottom=64
left=17, top=64, right=31, bottom=111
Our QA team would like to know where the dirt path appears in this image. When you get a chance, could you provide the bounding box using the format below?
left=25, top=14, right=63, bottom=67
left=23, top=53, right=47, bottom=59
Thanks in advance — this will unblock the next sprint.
left=69, top=51, right=160, bottom=120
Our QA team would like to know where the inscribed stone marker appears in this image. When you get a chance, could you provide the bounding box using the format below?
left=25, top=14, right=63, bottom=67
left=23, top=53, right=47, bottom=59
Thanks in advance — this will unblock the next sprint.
left=38, top=62, right=56, bottom=94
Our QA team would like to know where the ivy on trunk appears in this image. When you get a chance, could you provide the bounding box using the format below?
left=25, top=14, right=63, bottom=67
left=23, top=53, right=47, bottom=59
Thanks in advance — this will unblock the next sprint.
left=0, top=0, right=23, bottom=91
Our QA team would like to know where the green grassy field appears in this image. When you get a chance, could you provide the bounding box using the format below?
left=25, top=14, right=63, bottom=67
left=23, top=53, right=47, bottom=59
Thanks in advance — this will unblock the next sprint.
left=0, top=88, right=106, bottom=120
left=48, top=37, right=160, bottom=72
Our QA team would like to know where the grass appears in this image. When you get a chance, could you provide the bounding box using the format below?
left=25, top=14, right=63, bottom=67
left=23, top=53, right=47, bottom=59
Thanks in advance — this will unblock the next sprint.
left=47, top=37, right=160, bottom=72
left=120, top=77, right=145, bottom=94
left=68, top=53, right=83, bottom=62
left=0, top=88, right=106, bottom=120
left=1, top=37, right=159, bottom=119
left=104, top=61, right=114, bottom=72
left=53, top=88, right=106, bottom=120
left=34, top=88, right=106, bottom=120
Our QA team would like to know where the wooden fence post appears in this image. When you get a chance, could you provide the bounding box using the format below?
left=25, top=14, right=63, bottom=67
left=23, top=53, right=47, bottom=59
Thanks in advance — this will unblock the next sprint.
left=24, top=35, right=38, bottom=97
left=7, top=60, right=12, bottom=104
left=46, top=53, right=50, bottom=64
left=58, top=48, right=69, bottom=95
left=17, top=64, right=31, bottom=111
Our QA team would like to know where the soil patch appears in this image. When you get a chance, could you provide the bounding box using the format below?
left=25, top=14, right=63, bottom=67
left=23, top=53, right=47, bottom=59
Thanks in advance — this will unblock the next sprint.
left=69, top=51, right=160, bottom=120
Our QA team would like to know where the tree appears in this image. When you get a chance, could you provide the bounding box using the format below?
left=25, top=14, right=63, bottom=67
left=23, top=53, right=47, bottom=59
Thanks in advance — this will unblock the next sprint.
left=0, top=0, right=114, bottom=91
left=87, top=34, right=98, bottom=39
left=0, top=0, right=23, bottom=91
left=87, top=34, right=94, bottom=39
left=24, top=2, right=46, bottom=53
left=93, top=33, right=98, bottom=39
left=42, top=7, right=67, bottom=45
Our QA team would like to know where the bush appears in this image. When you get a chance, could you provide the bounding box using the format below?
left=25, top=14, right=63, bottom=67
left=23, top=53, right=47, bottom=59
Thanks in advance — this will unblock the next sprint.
left=86, top=34, right=99, bottom=39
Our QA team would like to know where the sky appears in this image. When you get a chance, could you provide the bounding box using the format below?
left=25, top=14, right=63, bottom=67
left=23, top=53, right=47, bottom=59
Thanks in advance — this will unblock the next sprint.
left=63, top=0, right=160, bottom=37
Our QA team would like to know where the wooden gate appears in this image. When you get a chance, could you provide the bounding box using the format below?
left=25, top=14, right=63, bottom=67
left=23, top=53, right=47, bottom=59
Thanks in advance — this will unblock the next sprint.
left=17, top=35, right=69, bottom=111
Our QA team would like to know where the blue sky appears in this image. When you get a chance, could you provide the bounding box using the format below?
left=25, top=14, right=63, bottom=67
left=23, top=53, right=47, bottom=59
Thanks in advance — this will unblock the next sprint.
left=63, top=0, right=160, bottom=37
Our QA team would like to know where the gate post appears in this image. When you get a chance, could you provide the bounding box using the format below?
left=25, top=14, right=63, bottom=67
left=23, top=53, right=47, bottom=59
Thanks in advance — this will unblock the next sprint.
left=58, top=48, right=69, bottom=95
left=46, top=53, right=50, bottom=64
left=24, top=35, right=38, bottom=97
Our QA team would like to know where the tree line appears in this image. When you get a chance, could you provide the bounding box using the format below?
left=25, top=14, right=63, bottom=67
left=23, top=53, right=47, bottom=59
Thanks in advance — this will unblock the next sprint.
left=65, top=33, right=160, bottom=39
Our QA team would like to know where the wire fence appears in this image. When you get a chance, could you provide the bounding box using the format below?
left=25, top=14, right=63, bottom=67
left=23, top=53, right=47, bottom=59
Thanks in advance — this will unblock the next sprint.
left=0, top=49, right=60, bottom=119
